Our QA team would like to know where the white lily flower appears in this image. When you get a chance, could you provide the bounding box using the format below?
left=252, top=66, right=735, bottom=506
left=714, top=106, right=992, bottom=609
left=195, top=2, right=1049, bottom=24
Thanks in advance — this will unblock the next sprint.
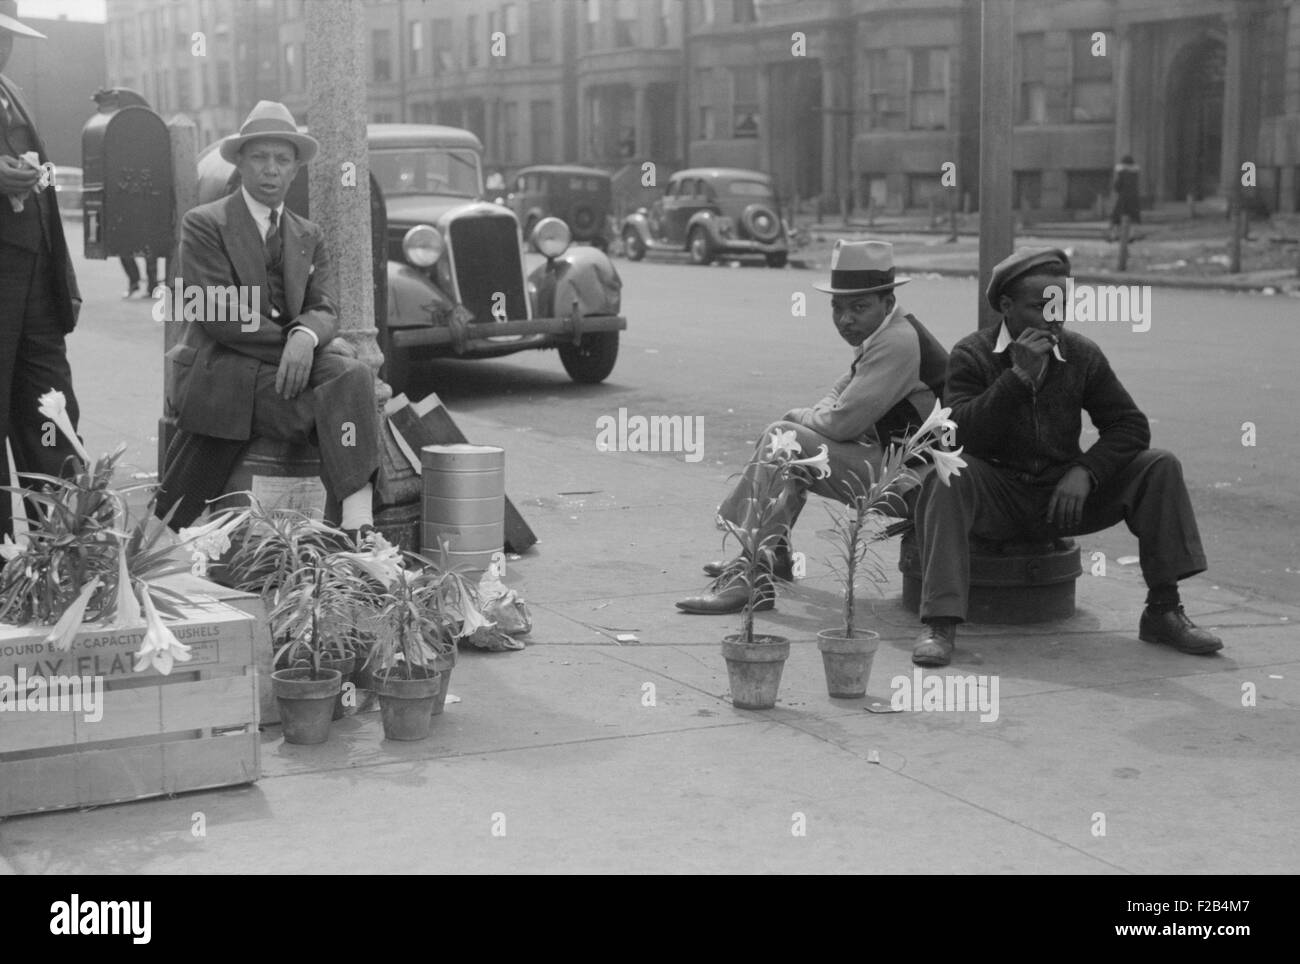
left=910, top=399, right=957, bottom=444
left=114, top=545, right=144, bottom=629
left=44, top=577, right=102, bottom=651
left=0, top=534, right=24, bottom=563
left=134, top=588, right=192, bottom=676
left=931, top=446, right=968, bottom=486
left=788, top=444, right=832, bottom=479
left=178, top=509, right=249, bottom=574
left=765, top=429, right=800, bottom=461
left=36, top=389, right=91, bottom=465
left=336, top=532, right=404, bottom=587
left=455, top=599, right=496, bottom=639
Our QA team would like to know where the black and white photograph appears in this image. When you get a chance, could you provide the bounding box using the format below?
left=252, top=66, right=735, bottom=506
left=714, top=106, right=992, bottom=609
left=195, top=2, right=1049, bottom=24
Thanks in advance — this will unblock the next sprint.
left=0, top=0, right=1295, bottom=899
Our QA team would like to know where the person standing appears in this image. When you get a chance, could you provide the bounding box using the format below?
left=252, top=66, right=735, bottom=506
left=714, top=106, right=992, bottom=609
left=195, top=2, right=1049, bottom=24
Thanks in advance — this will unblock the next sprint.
left=1107, top=154, right=1141, bottom=242
left=0, top=3, right=84, bottom=542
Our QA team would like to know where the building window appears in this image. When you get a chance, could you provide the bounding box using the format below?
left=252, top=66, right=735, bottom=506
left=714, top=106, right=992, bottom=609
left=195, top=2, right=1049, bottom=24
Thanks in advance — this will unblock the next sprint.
left=734, top=0, right=756, bottom=24
left=1070, top=30, right=1113, bottom=122
left=585, top=0, right=599, bottom=50
left=697, top=0, right=714, bottom=25
left=529, top=2, right=553, bottom=62
left=431, top=18, right=453, bottom=74
left=1017, top=33, right=1047, bottom=124
left=409, top=20, right=423, bottom=75
left=908, top=47, right=948, bottom=130
left=373, top=111, right=394, bottom=124
left=615, top=0, right=637, bottom=48
left=698, top=105, right=714, bottom=140
left=465, top=15, right=479, bottom=67
left=411, top=103, right=435, bottom=124
left=695, top=67, right=713, bottom=138
left=656, top=0, right=672, bottom=46
left=531, top=100, right=554, bottom=163
left=1066, top=169, right=1112, bottom=210
left=216, top=62, right=231, bottom=106
left=283, top=42, right=296, bottom=91
left=731, top=66, right=759, bottom=138
left=908, top=173, right=944, bottom=208
left=861, top=50, right=899, bottom=131
left=1014, top=170, right=1042, bottom=210
left=502, top=102, right=518, bottom=164
left=373, top=34, right=391, bottom=80
left=176, top=68, right=191, bottom=111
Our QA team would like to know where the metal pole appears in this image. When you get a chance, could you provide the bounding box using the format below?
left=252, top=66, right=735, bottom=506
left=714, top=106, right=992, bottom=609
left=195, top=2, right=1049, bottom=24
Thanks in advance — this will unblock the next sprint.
left=978, top=0, right=1015, bottom=330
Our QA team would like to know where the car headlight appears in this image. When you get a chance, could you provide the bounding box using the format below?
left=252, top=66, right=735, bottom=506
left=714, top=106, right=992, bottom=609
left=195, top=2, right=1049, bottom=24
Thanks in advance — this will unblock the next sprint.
left=531, top=216, right=571, bottom=258
left=403, top=224, right=444, bottom=267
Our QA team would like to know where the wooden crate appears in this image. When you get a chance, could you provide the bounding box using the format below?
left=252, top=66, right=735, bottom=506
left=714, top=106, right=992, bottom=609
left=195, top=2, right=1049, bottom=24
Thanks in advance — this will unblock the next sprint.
left=0, top=593, right=259, bottom=817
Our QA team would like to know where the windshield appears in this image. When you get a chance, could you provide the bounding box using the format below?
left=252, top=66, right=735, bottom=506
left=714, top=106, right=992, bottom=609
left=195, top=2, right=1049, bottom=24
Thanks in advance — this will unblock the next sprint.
left=724, top=180, right=775, bottom=198
left=370, top=148, right=483, bottom=198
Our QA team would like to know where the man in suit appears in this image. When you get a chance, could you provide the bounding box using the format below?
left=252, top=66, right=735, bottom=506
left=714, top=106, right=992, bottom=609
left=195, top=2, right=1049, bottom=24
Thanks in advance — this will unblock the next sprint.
left=911, top=248, right=1222, bottom=666
left=154, top=101, right=380, bottom=540
left=0, top=5, right=84, bottom=542
left=677, top=240, right=949, bottom=614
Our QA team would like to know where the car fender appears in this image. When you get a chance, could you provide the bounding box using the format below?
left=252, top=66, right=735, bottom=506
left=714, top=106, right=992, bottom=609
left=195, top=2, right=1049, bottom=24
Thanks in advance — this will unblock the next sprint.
left=620, top=211, right=651, bottom=240
left=686, top=209, right=723, bottom=244
left=387, top=261, right=456, bottom=329
left=528, top=246, right=623, bottom=318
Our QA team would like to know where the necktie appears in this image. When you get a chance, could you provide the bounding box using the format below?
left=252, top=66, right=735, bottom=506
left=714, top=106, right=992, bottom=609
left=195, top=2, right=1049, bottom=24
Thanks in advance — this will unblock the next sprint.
left=265, top=207, right=282, bottom=265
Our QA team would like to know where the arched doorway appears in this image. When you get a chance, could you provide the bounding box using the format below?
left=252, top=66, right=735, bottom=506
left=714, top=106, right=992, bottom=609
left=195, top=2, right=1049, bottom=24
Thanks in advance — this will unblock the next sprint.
left=1166, top=35, right=1225, bottom=200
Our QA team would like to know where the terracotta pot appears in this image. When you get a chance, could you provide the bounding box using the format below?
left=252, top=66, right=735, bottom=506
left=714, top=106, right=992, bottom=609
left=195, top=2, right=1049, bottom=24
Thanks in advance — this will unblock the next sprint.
left=816, top=629, right=880, bottom=699
left=372, top=667, right=442, bottom=741
left=720, top=634, right=790, bottom=710
left=271, top=668, right=342, bottom=745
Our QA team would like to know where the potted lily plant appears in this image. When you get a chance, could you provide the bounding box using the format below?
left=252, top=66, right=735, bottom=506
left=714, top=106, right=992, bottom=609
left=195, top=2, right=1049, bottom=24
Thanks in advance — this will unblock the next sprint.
left=340, top=539, right=485, bottom=740
left=717, top=431, right=832, bottom=710
left=816, top=401, right=967, bottom=698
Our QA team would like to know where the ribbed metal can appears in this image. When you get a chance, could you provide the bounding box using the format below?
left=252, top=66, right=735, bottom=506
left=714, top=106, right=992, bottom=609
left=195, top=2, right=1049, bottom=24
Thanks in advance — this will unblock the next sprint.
left=420, top=444, right=504, bottom=569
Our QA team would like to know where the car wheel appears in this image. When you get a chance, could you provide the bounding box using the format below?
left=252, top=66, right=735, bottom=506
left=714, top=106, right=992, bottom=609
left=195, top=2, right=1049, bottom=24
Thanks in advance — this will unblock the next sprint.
left=622, top=228, right=646, bottom=261
left=559, top=331, right=619, bottom=384
left=765, top=252, right=788, bottom=268
left=688, top=227, right=714, bottom=266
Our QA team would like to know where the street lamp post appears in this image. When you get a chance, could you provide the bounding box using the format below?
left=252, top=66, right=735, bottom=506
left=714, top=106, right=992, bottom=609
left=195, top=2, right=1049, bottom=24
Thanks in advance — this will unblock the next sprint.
left=978, top=0, right=1015, bottom=330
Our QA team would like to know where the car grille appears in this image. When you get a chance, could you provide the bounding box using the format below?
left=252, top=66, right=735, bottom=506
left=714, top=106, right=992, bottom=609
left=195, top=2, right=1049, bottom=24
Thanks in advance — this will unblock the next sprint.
left=447, top=214, right=528, bottom=323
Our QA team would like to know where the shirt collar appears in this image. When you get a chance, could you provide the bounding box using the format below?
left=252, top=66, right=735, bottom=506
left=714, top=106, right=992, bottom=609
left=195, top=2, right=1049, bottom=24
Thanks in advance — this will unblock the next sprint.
left=240, top=186, right=283, bottom=231
left=993, top=321, right=1066, bottom=362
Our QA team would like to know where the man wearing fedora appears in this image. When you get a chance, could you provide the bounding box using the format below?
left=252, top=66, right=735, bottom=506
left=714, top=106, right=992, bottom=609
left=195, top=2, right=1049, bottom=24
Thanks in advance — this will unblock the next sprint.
left=911, top=247, right=1221, bottom=666
left=678, top=239, right=948, bottom=614
left=154, top=101, right=380, bottom=540
left=0, top=4, right=85, bottom=543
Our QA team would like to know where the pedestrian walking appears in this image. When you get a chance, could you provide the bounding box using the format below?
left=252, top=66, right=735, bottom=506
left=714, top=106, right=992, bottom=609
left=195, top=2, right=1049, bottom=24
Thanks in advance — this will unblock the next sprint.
left=1107, top=154, right=1141, bottom=242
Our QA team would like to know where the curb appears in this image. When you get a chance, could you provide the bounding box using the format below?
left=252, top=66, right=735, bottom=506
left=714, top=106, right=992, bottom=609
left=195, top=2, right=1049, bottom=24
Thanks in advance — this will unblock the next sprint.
left=787, top=256, right=1300, bottom=293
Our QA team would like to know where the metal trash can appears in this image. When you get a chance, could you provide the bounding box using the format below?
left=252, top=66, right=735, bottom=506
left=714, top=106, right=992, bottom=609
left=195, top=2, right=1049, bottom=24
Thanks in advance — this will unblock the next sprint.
left=420, top=444, right=504, bottom=571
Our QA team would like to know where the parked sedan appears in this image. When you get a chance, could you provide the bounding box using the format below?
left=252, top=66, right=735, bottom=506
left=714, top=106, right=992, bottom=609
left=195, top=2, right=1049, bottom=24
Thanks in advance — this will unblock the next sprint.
left=507, top=165, right=612, bottom=250
left=620, top=167, right=788, bottom=267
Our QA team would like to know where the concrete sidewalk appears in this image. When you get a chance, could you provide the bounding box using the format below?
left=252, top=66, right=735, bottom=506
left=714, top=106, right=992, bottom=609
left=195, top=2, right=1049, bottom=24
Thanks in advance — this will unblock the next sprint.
left=1, top=402, right=1296, bottom=874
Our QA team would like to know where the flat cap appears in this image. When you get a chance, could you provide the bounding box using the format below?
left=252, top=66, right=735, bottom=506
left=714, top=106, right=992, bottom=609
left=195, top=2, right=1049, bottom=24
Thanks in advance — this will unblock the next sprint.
left=985, top=247, right=1071, bottom=311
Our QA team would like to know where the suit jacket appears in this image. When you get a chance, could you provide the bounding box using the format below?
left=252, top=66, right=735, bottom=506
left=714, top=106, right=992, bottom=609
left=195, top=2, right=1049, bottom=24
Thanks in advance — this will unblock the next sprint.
left=166, top=191, right=339, bottom=440
left=0, top=73, right=81, bottom=333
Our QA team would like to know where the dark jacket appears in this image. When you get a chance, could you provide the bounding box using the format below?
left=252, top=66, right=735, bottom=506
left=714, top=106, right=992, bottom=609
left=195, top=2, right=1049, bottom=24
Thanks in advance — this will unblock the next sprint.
left=166, top=191, right=338, bottom=441
left=943, top=325, right=1150, bottom=488
left=0, top=73, right=81, bottom=333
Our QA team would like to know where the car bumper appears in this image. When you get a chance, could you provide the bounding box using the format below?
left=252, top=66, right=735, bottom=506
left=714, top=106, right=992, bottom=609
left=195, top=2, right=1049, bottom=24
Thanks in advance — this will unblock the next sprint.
left=390, top=313, right=627, bottom=353
left=713, top=238, right=787, bottom=255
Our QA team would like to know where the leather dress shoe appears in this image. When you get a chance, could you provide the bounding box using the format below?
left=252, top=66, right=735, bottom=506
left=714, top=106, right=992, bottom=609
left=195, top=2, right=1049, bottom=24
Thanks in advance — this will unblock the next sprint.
left=702, top=549, right=794, bottom=582
left=676, top=575, right=776, bottom=615
left=1138, top=606, right=1223, bottom=655
left=912, top=621, right=957, bottom=667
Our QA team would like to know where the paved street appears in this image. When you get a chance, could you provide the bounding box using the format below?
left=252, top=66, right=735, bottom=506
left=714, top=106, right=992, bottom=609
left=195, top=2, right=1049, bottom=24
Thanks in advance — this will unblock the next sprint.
left=2, top=221, right=1297, bottom=875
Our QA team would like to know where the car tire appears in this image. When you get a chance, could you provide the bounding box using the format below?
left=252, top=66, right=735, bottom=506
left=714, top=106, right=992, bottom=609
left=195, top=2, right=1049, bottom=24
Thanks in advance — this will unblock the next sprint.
left=622, top=228, right=646, bottom=261
left=765, top=252, right=788, bottom=268
left=559, top=331, right=619, bottom=384
left=688, top=227, right=714, bottom=266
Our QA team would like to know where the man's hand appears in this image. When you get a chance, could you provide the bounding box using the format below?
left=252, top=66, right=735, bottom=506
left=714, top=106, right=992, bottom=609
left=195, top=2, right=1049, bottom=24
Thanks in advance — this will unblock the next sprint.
left=1009, top=327, right=1054, bottom=383
left=0, top=154, right=39, bottom=195
left=1047, top=465, right=1092, bottom=531
left=275, top=329, right=315, bottom=399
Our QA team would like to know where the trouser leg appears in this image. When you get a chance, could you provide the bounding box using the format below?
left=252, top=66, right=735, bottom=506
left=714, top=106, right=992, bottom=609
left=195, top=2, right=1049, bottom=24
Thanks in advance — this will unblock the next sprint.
left=154, top=428, right=248, bottom=529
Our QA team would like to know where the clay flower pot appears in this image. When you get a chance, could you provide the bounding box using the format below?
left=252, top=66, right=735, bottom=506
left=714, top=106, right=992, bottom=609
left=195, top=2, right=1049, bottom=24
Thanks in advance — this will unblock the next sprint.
left=372, top=667, right=442, bottom=741
left=720, top=634, right=790, bottom=710
left=271, top=667, right=342, bottom=745
left=816, top=629, right=880, bottom=699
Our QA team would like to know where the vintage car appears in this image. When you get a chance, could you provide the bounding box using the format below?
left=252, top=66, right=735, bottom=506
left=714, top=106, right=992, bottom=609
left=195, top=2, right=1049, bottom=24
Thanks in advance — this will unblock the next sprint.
left=506, top=165, right=612, bottom=250
left=194, top=124, right=626, bottom=393
left=620, top=167, right=788, bottom=267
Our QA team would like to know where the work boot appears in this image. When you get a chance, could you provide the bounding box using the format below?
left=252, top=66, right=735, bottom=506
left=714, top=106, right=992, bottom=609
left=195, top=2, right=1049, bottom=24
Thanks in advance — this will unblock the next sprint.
left=1138, top=606, right=1223, bottom=655
left=912, top=619, right=957, bottom=667
left=702, top=544, right=794, bottom=582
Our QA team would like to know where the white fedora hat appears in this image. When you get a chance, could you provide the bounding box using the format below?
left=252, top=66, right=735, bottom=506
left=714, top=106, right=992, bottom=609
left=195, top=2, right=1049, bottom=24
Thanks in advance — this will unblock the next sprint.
left=0, top=0, right=46, bottom=39
left=219, top=100, right=319, bottom=164
left=813, top=239, right=910, bottom=295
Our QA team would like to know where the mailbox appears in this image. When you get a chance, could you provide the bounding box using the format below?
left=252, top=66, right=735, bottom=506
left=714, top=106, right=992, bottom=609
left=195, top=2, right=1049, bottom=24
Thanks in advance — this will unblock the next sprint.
left=81, top=88, right=173, bottom=260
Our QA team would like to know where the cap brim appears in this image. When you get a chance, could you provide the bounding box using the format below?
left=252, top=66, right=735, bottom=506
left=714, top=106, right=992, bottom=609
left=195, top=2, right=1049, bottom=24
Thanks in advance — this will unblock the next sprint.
left=812, top=277, right=910, bottom=295
left=219, top=132, right=319, bottom=165
left=0, top=15, right=47, bottom=39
